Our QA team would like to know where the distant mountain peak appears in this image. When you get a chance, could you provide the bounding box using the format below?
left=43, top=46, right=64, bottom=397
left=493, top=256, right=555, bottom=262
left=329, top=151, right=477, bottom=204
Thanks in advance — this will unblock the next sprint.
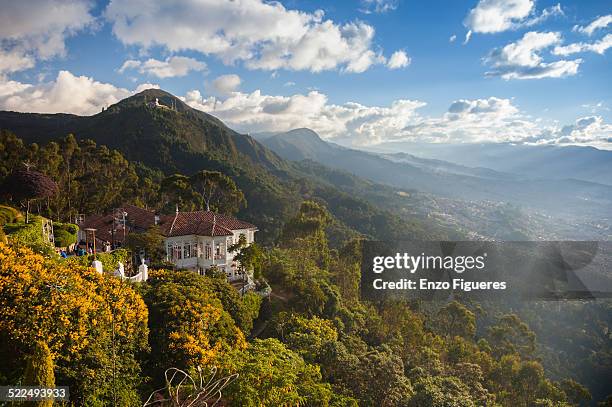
left=271, top=128, right=328, bottom=144
left=284, top=128, right=321, bottom=138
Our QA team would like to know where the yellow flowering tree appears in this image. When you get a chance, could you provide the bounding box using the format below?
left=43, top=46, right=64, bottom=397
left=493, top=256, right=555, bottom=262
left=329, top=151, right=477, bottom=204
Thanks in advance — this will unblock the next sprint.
left=0, top=242, right=149, bottom=406
left=142, top=270, right=247, bottom=385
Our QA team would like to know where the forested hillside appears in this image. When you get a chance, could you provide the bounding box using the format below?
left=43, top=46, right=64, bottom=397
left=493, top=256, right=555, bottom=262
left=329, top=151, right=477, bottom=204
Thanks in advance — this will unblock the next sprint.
left=2, top=201, right=609, bottom=405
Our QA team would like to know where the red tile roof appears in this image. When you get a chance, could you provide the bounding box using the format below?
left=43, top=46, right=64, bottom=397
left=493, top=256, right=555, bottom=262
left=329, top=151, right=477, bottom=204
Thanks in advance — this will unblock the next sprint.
left=122, top=204, right=156, bottom=229
left=158, top=211, right=257, bottom=237
left=80, top=205, right=256, bottom=240
left=79, top=214, right=124, bottom=244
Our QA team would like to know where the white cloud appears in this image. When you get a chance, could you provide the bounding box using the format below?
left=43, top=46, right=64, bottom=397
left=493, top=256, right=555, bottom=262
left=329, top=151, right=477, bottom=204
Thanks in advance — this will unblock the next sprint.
left=134, top=83, right=160, bottom=93
left=104, top=0, right=398, bottom=73
left=449, top=34, right=457, bottom=43
left=464, top=0, right=535, bottom=34
left=529, top=116, right=612, bottom=148
left=118, top=59, right=141, bottom=73
left=0, top=49, right=35, bottom=75
left=557, top=116, right=611, bottom=144
left=403, top=97, right=542, bottom=145
left=573, top=15, right=612, bottom=36
left=181, top=87, right=425, bottom=145
left=118, top=56, right=206, bottom=78
left=581, top=101, right=609, bottom=114
left=182, top=87, right=611, bottom=149
left=484, top=31, right=582, bottom=79
left=463, top=0, right=562, bottom=42
left=521, top=3, right=563, bottom=27
left=387, top=50, right=411, bottom=69
left=552, top=34, right=612, bottom=56
left=211, top=74, right=241, bottom=95
left=360, top=0, right=399, bottom=14
left=0, top=70, right=155, bottom=115
left=181, top=88, right=546, bottom=146
left=464, top=30, right=473, bottom=45
left=447, top=97, right=518, bottom=116
left=0, top=0, right=94, bottom=73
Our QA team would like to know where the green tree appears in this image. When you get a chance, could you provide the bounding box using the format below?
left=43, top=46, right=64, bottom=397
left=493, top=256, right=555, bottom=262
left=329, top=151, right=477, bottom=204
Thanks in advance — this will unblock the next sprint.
left=0, top=168, right=58, bottom=223
left=561, top=378, right=591, bottom=406
left=409, top=375, right=476, bottom=407
left=488, top=314, right=536, bottom=359
left=320, top=342, right=413, bottom=407
left=0, top=243, right=148, bottom=406
left=437, top=301, right=476, bottom=339
left=160, top=174, right=199, bottom=212
left=23, top=341, right=55, bottom=407
left=281, top=200, right=331, bottom=242
left=143, top=270, right=246, bottom=382
left=190, top=170, right=245, bottom=215
left=228, top=233, right=264, bottom=278
left=274, top=312, right=338, bottom=363
left=223, top=338, right=338, bottom=407
left=0, top=130, right=30, bottom=179
left=126, top=225, right=166, bottom=265
left=201, top=272, right=262, bottom=333
left=53, top=223, right=78, bottom=248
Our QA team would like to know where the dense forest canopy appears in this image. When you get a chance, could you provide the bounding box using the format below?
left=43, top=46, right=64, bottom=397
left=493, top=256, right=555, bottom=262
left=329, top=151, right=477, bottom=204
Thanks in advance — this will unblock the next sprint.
left=1, top=201, right=610, bottom=405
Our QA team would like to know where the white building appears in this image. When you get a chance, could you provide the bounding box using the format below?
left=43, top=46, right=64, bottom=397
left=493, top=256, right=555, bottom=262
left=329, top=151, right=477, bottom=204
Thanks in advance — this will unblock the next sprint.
left=159, top=210, right=257, bottom=282
left=79, top=205, right=257, bottom=283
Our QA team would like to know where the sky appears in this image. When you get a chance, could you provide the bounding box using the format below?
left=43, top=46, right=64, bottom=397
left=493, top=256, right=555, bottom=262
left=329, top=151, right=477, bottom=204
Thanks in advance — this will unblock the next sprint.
left=0, top=0, right=611, bottom=149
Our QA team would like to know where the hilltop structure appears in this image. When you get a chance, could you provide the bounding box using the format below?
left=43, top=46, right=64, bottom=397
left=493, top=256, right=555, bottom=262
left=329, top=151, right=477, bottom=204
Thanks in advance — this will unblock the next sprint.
left=145, top=96, right=176, bottom=110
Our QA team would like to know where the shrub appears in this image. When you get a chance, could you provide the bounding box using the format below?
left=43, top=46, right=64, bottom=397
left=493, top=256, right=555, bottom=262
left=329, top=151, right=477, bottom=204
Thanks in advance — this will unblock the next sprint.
left=52, top=222, right=79, bottom=248
left=3, top=215, right=55, bottom=256
left=0, top=205, right=21, bottom=225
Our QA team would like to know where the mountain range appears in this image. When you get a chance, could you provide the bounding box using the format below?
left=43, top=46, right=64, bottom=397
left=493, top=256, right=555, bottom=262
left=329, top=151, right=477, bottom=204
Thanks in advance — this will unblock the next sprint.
left=255, top=128, right=612, bottom=222
left=371, top=141, right=612, bottom=186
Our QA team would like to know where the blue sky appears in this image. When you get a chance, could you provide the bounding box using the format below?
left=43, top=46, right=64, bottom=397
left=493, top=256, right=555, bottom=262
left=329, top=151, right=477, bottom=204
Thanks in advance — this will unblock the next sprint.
left=1, top=0, right=611, bottom=148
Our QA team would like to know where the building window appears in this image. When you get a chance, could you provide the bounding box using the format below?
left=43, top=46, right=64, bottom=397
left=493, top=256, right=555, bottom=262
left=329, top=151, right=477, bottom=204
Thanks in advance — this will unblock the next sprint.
left=215, top=242, right=225, bottom=259
left=173, top=244, right=182, bottom=260
left=183, top=242, right=191, bottom=259
left=167, top=243, right=172, bottom=260
left=205, top=243, right=212, bottom=260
